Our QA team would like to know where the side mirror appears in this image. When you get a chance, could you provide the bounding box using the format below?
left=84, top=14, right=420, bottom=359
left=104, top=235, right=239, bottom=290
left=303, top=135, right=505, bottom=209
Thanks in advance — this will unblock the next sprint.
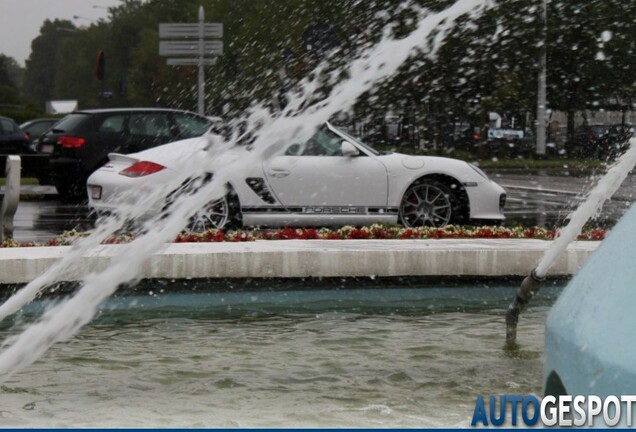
left=341, top=141, right=359, bottom=157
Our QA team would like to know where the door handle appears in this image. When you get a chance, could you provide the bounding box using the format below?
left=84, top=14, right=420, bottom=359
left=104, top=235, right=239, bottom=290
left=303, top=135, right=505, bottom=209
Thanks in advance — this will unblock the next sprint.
left=268, top=169, right=290, bottom=178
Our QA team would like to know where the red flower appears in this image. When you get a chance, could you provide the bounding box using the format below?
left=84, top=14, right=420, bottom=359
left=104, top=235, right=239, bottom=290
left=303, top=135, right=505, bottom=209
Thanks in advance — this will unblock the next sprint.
left=347, top=228, right=371, bottom=239
left=324, top=232, right=343, bottom=240
left=581, top=228, right=606, bottom=240
left=370, top=227, right=393, bottom=239
left=298, top=228, right=319, bottom=239
left=229, top=231, right=252, bottom=242
left=204, top=230, right=225, bottom=242
left=273, top=227, right=298, bottom=240
left=398, top=229, right=420, bottom=239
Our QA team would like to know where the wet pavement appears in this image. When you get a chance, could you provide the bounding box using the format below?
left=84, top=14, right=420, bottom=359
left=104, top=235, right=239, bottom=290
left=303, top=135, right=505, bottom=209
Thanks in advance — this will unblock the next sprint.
left=490, top=169, right=636, bottom=228
left=1, top=170, right=635, bottom=243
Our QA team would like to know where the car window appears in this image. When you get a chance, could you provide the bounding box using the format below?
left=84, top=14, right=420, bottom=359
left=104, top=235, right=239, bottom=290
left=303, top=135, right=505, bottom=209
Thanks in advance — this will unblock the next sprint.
left=26, top=121, right=57, bottom=137
left=173, top=113, right=211, bottom=139
left=0, top=118, right=20, bottom=136
left=285, top=128, right=344, bottom=156
left=333, top=125, right=380, bottom=155
left=98, top=114, right=126, bottom=133
left=0, top=119, right=12, bottom=135
left=52, top=113, right=90, bottom=132
left=129, top=113, right=172, bottom=138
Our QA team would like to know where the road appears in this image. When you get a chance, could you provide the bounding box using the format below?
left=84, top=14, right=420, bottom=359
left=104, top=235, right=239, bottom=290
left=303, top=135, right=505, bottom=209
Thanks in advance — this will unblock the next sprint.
left=490, top=169, right=635, bottom=227
left=2, top=170, right=635, bottom=243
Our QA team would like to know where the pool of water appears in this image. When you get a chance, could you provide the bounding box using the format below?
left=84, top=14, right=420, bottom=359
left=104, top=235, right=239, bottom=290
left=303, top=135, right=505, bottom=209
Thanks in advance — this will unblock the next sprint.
left=0, top=282, right=561, bottom=428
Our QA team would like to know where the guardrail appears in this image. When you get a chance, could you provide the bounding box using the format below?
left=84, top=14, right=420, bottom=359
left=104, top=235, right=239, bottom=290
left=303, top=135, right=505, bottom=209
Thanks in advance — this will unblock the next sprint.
left=0, top=156, right=21, bottom=242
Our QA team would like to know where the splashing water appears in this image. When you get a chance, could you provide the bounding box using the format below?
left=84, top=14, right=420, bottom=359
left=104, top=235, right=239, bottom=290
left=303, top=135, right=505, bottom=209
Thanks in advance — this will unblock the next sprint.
left=0, top=0, right=492, bottom=381
left=534, top=137, right=636, bottom=278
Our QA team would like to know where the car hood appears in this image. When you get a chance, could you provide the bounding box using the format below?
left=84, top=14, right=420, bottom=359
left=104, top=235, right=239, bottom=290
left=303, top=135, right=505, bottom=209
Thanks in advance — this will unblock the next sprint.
left=376, top=151, right=491, bottom=184
left=385, top=151, right=472, bottom=170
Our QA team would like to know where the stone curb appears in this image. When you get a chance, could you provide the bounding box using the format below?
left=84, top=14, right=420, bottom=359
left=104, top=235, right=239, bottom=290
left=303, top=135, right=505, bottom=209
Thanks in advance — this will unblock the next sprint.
left=0, top=239, right=599, bottom=285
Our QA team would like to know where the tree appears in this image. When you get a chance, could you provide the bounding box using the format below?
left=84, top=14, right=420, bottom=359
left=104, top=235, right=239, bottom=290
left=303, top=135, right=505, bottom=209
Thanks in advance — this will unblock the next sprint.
left=18, top=0, right=635, bottom=136
left=0, top=54, right=26, bottom=109
left=23, top=19, right=76, bottom=109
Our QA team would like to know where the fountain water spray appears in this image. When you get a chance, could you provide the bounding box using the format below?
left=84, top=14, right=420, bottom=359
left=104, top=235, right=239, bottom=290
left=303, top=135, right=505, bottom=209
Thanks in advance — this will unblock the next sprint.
left=506, top=137, right=636, bottom=343
left=0, top=0, right=492, bottom=381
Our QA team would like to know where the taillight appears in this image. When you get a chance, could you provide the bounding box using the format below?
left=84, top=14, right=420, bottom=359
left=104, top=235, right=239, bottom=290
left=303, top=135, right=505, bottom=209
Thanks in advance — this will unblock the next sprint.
left=119, top=161, right=166, bottom=177
left=473, top=133, right=480, bottom=140
left=58, top=136, right=86, bottom=148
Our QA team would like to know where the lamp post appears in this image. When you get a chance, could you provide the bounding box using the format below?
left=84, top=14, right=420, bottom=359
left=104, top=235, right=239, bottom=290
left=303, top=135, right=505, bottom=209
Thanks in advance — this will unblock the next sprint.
left=535, top=0, right=547, bottom=156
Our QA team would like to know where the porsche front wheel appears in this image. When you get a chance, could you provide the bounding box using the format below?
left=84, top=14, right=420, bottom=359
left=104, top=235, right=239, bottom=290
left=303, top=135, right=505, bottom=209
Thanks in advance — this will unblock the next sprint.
left=399, top=180, right=454, bottom=228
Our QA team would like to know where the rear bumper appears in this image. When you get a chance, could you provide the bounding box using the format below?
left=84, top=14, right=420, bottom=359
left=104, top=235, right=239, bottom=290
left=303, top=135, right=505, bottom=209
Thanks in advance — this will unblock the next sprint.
left=48, top=157, right=83, bottom=180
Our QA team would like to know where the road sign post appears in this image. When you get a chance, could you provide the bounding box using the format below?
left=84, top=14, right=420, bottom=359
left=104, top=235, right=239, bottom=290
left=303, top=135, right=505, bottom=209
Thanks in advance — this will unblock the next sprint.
left=197, top=7, right=204, bottom=115
left=159, top=6, right=223, bottom=115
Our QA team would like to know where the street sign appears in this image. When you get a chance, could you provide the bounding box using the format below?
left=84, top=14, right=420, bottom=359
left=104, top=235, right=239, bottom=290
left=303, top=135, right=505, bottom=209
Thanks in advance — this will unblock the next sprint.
left=166, top=58, right=217, bottom=66
left=159, top=23, right=223, bottom=39
left=158, top=6, right=222, bottom=115
left=159, top=40, right=223, bottom=56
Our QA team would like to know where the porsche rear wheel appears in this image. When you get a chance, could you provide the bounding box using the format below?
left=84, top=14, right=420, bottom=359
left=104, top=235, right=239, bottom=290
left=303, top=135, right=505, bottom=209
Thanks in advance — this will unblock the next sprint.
left=189, top=192, right=241, bottom=231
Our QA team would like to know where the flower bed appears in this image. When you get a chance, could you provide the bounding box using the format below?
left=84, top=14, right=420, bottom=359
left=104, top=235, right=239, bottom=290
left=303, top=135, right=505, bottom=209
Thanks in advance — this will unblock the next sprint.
left=0, top=224, right=608, bottom=248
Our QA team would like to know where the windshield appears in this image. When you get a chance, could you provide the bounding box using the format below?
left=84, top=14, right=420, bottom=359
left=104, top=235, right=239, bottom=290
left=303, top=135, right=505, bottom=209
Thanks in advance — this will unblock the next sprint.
left=329, top=124, right=381, bottom=156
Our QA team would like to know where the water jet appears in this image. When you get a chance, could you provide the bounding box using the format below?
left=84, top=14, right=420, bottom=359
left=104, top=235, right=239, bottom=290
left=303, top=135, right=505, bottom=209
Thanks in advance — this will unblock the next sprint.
left=506, top=137, right=636, bottom=344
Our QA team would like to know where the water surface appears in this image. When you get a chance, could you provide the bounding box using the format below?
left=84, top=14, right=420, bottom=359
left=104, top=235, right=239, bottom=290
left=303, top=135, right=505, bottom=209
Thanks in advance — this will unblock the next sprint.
left=0, top=285, right=558, bottom=428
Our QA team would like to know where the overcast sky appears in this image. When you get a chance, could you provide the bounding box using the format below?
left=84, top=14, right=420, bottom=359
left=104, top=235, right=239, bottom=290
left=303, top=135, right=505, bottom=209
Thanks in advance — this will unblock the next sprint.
left=1, top=0, right=123, bottom=66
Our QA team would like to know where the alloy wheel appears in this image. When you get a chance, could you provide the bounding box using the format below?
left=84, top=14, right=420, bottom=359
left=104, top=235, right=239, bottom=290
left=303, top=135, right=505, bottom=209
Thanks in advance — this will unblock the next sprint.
left=189, top=196, right=230, bottom=231
left=400, top=182, right=452, bottom=227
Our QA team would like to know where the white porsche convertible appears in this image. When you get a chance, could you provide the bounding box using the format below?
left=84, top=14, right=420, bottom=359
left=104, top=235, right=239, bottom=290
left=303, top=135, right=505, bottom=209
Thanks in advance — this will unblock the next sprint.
left=87, top=122, right=506, bottom=229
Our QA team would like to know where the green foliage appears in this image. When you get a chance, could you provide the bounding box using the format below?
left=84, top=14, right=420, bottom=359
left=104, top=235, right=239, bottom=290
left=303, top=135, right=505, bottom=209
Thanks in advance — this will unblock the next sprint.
left=0, top=107, right=47, bottom=124
left=22, top=19, right=77, bottom=109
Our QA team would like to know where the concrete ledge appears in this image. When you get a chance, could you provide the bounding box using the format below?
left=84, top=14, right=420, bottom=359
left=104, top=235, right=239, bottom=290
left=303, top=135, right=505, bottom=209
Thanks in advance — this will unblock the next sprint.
left=0, top=239, right=599, bottom=284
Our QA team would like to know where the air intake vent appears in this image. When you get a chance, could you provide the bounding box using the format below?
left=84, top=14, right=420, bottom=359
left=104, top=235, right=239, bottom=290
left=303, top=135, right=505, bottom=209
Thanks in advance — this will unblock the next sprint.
left=246, top=177, right=276, bottom=204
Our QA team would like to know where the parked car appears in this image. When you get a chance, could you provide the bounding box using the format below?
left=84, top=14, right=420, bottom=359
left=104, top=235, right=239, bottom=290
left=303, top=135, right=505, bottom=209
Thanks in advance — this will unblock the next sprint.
left=0, top=115, right=43, bottom=178
left=19, top=118, right=60, bottom=146
left=36, top=108, right=215, bottom=198
left=565, top=123, right=610, bottom=157
left=596, top=123, right=634, bottom=159
left=0, top=115, right=31, bottom=155
left=87, top=122, right=506, bottom=230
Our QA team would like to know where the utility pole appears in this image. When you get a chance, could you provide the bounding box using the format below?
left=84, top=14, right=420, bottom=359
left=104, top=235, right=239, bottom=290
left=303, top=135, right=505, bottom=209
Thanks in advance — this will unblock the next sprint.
left=535, top=0, right=547, bottom=156
left=197, top=6, right=205, bottom=115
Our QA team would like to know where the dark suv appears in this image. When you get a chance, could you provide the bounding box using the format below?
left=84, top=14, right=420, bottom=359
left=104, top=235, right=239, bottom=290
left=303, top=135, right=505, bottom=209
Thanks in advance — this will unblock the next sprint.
left=37, top=108, right=214, bottom=198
